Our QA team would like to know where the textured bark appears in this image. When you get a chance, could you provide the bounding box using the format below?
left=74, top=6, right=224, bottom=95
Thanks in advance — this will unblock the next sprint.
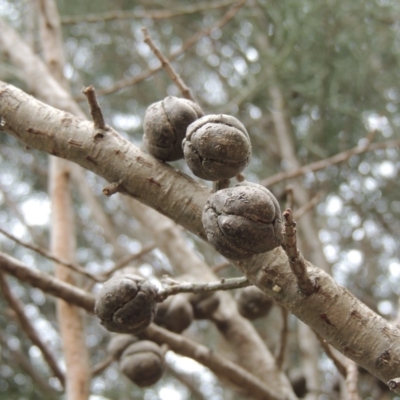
left=1, top=82, right=399, bottom=391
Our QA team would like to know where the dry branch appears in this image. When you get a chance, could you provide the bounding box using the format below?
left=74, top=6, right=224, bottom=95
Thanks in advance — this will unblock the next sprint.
left=1, top=81, right=400, bottom=392
left=282, top=209, right=315, bottom=295
left=142, top=27, right=195, bottom=101
left=261, top=133, right=400, bottom=188
left=0, top=273, right=65, bottom=386
left=0, top=226, right=102, bottom=282
left=157, top=276, right=251, bottom=301
left=142, top=324, right=284, bottom=400
left=61, top=0, right=236, bottom=24
left=90, top=0, right=247, bottom=98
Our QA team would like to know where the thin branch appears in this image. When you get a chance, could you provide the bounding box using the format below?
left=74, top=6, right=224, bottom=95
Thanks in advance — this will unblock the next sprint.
left=282, top=209, right=315, bottom=295
left=293, top=191, right=324, bottom=221
left=102, top=180, right=125, bottom=197
left=212, top=260, right=231, bottom=273
left=261, top=135, right=400, bottom=188
left=0, top=273, right=66, bottom=386
left=276, top=306, right=289, bottom=369
left=156, top=276, right=251, bottom=302
left=142, top=27, right=195, bottom=101
left=91, top=356, right=114, bottom=377
left=82, top=85, right=107, bottom=130
left=87, top=0, right=246, bottom=99
left=0, top=251, right=96, bottom=313
left=0, top=226, right=103, bottom=282
left=0, top=332, right=61, bottom=397
left=141, top=324, right=284, bottom=400
left=103, top=242, right=157, bottom=278
left=61, top=0, right=236, bottom=24
left=316, top=334, right=347, bottom=377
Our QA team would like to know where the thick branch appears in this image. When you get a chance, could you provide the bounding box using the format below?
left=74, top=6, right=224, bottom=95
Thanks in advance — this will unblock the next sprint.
left=0, top=251, right=95, bottom=313
left=1, top=81, right=400, bottom=391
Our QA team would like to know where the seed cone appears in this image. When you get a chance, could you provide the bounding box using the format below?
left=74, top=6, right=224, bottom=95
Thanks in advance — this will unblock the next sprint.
left=202, top=182, right=283, bottom=259
left=95, top=275, right=157, bottom=334
left=183, top=114, right=251, bottom=180
left=119, top=341, right=165, bottom=387
left=143, top=96, right=204, bottom=161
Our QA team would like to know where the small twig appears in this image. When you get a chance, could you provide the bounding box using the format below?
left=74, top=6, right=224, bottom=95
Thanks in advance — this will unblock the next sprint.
left=61, top=0, right=235, bottom=24
left=82, top=85, right=107, bottom=130
left=103, top=242, right=157, bottom=278
left=212, top=260, right=231, bottom=273
left=0, top=273, right=65, bottom=386
left=91, top=356, right=114, bottom=377
left=85, top=0, right=246, bottom=99
left=0, top=332, right=61, bottom=396
left=388, top=377, right=400, bottom=391
left=261, top=133, right=400, bottom=188
left=293, top=191, right=323, bottom=221
left=282, top=209, right=315, bottom=295
left=142, top=27, right=195, bottom=101
left=102, top=180, right=124, bottom=196
left=315, top=334, right=347, bottom=377
left=275, top=306, right=289, bottom=369
left=213, top=179, right=230, bottom=192
left=0, top=227, right=103, bottom=282
left=285, top=185, right=294, bottom=210
left=156, top=276, right=251, bottom=302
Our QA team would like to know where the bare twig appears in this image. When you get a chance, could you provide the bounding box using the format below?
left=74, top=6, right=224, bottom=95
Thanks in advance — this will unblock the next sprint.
left=102, top=180, right=125, bottom=197
left=212, top=260, right=231, bottom=273
left=0, top=332, right=61, bottom=396
left=82, top=85, right=106, bottom=130
left=142, top=324, right=284, bottom=400
left=103, top=242, right=157, bottom=278
left=388, top=377, right=400, bottom=391
left=293, top=191, right=324, bottom=221
left=87, top=0, right=246, bottom=99
left=0, top=226, right=103, bottom=282
left=276, top=306, right=289, bottom=369
left=91, top=356, right=114, bottom=377
left=61, top=0, right=236, bottom=24
left=0, top=273, right=65, bottom=386
left=0, top=251, right=96, bottom=313
left=157, top=276, right=251, bottom=302
left=261, top=134, right=400, bottom=188
left=316, top=334, right=347, bottom=377
left=285, top=185, right=294, bottom=210
left=142, top=27, right=195, bottom=101
left=282, top=209, right=315, bottom=295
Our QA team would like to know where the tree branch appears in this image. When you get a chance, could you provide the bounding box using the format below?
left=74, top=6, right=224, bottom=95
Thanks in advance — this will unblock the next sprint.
left=142, top=27, right=195, bottom=101
left=0, top=251, right=95, bottom=313
left=0, top=273, right=65, bottom=386
left=157, top=276, right=251, bottom=301
left=141, top=324, right=284, bottom=400
left=1, top=81, right=400, bottom=392
left=60, top=0, right=236, bottom=24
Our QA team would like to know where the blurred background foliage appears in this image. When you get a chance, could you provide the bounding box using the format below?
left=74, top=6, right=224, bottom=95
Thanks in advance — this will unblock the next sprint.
left=1, top=0, right=400, bottom=399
